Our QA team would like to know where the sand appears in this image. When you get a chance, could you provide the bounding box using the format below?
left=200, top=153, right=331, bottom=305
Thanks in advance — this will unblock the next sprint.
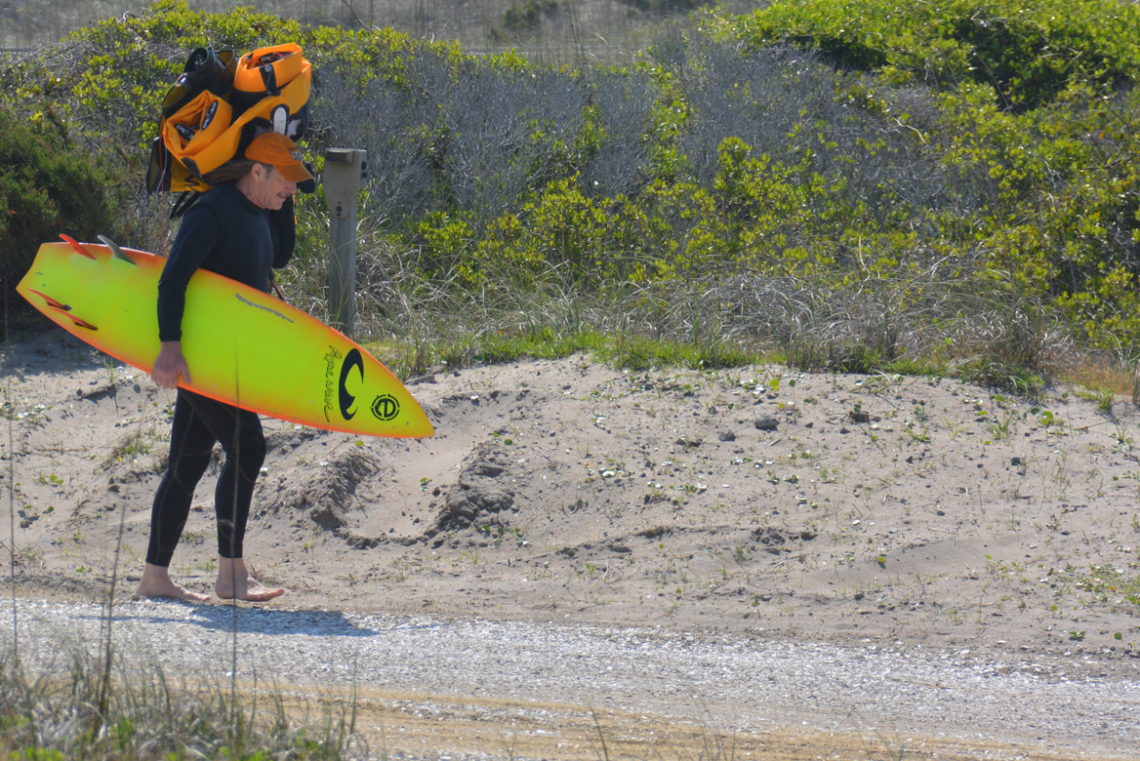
left=3, top=326, right=1137, bottom=662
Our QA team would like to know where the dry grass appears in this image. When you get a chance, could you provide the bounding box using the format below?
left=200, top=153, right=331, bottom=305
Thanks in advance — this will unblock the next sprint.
left=1055, top=354, right=1134, bottom=402
left=0, top=642, right=361, bottom=760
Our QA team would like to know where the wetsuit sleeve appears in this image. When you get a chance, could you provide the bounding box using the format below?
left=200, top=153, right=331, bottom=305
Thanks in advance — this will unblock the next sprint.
left=269, top=196, right=296, bottom=269
left=157, top=204, right=221, bottom=342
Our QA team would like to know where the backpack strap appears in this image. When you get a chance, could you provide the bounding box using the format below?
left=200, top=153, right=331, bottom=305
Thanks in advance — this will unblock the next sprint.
left=170, top=191, right=203, bottom=220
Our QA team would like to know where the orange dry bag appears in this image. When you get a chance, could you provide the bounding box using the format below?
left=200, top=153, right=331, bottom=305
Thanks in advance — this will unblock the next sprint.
left=146, top=43, right=311, bottom=194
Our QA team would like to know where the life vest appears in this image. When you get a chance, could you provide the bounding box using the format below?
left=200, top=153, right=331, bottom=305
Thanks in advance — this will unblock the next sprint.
left=146, top=43, right=311, bottom=194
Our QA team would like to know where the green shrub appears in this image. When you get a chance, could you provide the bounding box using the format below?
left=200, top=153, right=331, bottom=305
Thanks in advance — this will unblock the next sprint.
left=503, top=0, right=559, bottom=33
left=4, top=0, right=1139, bottom=390
left=0, top=105, right=120, bottom=317
left=726, top=0, right=1140, bottom=112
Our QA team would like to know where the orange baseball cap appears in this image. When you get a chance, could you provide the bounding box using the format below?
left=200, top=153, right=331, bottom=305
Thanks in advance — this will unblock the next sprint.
left=244, top=131, right=314, bottom=183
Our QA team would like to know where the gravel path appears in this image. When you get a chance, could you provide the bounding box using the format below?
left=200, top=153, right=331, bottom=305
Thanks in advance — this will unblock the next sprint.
left=3, top=597, right=1137, bottom=760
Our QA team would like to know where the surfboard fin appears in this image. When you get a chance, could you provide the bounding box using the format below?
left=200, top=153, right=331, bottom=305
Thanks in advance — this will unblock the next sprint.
left=26, top=289, right=98, bottom=331
left=27, top=289, right=71, bottom=312
left=98, top=234, right=136, bottom=265
left=59, top=233, right=96, bottom=260
left=65, top=315, right=99, bottom=331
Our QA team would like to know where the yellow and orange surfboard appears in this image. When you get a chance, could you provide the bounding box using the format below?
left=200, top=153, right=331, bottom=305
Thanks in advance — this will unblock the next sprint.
left=17, top=236, right=433, bottom=438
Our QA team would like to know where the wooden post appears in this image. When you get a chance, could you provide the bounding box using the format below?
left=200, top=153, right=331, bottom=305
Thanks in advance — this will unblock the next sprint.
left=324, top=147, right=367, bottom=336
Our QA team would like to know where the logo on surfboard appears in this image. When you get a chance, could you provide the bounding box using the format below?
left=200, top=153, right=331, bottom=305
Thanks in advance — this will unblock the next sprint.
left=370, top=394, right=400, bottom=421
left=323, top=346, right=401, bottom=423
left=338, top=348, right=365, bottom=419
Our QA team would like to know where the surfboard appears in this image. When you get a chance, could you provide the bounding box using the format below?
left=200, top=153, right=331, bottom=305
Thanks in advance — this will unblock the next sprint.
left=17, top=235, right=434, bottom=438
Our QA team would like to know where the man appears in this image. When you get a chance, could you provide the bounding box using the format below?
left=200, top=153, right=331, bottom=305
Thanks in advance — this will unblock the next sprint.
left=136, top=131, right=313, bottom=603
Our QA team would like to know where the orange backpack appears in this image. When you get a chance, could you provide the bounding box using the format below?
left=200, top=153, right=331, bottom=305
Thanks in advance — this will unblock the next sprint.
left=146, top=43, right=311, bottom=194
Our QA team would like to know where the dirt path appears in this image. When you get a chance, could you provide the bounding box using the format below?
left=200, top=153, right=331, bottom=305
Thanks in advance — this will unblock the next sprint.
left=4, top=597, right=1136, bottom=760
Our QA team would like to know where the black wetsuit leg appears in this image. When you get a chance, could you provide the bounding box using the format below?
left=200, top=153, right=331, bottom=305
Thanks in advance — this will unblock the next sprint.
left=145, top=389, right=266, bottom=566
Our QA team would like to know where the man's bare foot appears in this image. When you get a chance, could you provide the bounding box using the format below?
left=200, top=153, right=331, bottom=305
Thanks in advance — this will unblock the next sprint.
left=216, top=578, right=285, bottom=602
left=135, top=563, right=210, bottom=603
left=215, top=557, right=285, bottom=602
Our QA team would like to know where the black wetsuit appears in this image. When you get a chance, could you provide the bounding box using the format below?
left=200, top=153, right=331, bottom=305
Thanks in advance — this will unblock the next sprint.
left=145, top=184, right=293, bottom=567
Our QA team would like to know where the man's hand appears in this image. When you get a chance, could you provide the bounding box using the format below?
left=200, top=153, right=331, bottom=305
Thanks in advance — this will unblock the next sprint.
left=153, top=341, right=191, bottom=389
